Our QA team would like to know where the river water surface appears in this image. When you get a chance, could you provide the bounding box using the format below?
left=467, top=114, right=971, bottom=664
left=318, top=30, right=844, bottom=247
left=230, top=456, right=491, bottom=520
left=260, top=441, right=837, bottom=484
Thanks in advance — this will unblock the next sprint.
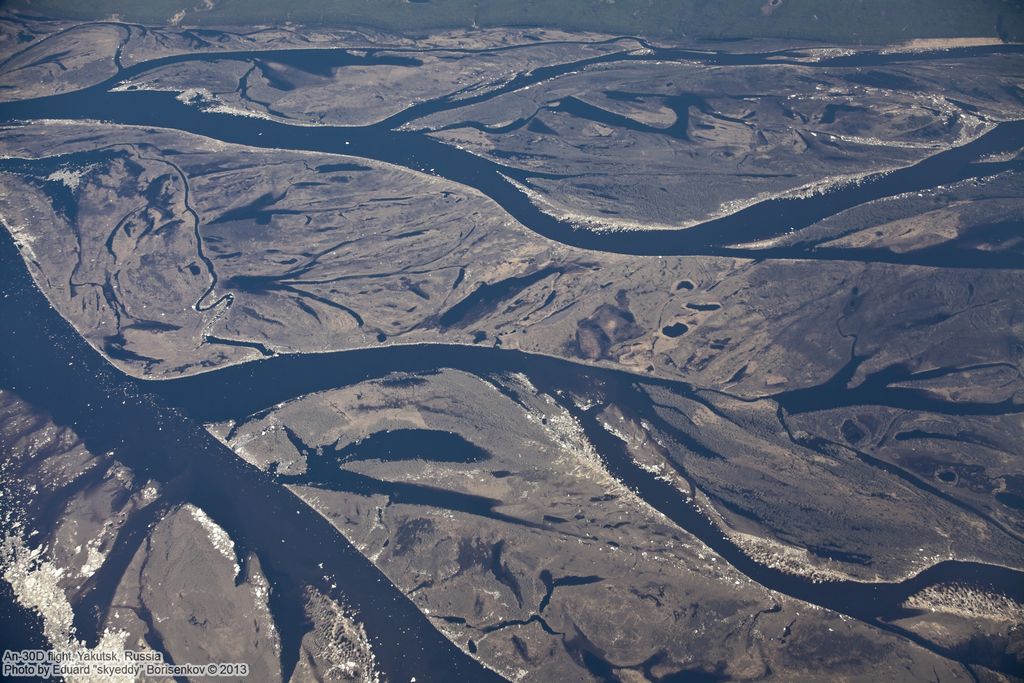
left=1, top=34, right=1023, bottom=680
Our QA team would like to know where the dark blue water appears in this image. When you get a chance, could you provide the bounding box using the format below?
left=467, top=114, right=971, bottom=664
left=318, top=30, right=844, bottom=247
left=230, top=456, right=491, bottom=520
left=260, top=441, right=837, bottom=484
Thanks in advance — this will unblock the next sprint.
left=332, top=429, right=491, bottom=464
left=0, top=231, right=505, bottom=683
left=3, top=216, right=1023, bottom=674
left=1, top=34, right=1023, bottom=679
left=0, top=43, right=1021, bottom=268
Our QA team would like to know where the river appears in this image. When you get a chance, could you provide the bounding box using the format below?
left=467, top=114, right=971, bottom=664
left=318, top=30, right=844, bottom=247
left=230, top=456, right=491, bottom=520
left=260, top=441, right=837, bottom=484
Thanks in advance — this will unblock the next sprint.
left=1, top=33, right=1023, bottom=680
